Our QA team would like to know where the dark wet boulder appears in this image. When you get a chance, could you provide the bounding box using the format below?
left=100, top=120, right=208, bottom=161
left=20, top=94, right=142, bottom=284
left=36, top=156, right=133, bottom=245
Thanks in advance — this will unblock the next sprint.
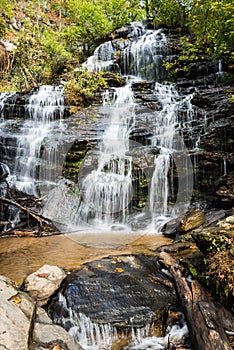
left=156, top=241, right=191, bottom=254
left=161, top=217, right=181, bottom=237
left=48, top=255, right=176, bottom=331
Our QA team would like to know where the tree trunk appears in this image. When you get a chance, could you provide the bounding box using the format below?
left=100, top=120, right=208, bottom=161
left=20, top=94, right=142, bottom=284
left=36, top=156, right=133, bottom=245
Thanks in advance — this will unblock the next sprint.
left=159, top=252, right=234, bottom=350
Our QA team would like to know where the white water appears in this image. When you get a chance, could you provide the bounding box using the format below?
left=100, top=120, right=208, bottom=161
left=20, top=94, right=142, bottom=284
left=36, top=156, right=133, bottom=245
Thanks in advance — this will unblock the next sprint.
left=12, top=85, right=65, bottom=196
left=38, top=23, right=195, bottom=233
left=57, top=293, right=188, bottom=350
left=121, top=28, right=167, bottom=80
left=73, top=79, right=195, bottom=233
left=83, top=22, right=167, bottom=81
left=77, top=84, right=135, bottom=229
left=0, top=92, right=15, bottom=117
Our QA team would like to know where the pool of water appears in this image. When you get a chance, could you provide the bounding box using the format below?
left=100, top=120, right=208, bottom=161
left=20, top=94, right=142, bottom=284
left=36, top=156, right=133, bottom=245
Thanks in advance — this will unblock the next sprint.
left=0, top=232, right=171, bottom=284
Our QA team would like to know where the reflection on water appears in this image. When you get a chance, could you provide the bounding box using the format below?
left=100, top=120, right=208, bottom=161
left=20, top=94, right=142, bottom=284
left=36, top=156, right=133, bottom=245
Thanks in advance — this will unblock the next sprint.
left=0, top=233, right=171, bottom=284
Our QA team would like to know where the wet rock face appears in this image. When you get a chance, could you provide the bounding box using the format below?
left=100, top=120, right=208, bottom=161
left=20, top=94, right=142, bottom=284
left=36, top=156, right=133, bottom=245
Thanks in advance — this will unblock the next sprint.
left=48, top=255, right=176, bottom=330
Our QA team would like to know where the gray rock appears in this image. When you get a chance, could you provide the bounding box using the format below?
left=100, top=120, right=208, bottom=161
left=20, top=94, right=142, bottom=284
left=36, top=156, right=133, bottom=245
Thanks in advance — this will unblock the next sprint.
left=0, top=275, right=83, bottom=350
left=33, top=323, right=82, bottom=350
left=23, top=264, right=66, bottom=306
left=0, top=276, right=35, bottom=350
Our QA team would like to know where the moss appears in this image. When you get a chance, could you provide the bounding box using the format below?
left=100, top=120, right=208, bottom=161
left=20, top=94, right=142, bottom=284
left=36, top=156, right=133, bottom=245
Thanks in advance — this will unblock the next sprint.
left=62, top=140, right=93, bottom=182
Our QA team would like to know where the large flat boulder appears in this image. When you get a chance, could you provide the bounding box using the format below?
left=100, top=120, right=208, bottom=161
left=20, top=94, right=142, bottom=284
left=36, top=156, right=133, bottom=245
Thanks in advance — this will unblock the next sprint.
left=48, top=254, right=177, bottom=331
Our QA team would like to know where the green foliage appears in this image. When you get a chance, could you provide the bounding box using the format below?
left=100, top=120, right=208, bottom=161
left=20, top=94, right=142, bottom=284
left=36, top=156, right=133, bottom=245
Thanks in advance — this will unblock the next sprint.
left=0, top=0, right=144, bottom=90
left=148, top=0, right=187, bottom=27
left=65, top=68, right=107, bottom=109
left=0, top=0, right=14, bottom=37
left=0, top=0, right=233, bottom=91
left=161, top=0, right=234, bottom=77
left=186, top=0, right=234, bottom=62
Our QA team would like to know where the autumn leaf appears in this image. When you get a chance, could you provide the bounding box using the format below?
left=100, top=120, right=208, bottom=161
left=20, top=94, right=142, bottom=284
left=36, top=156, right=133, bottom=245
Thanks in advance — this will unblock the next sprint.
left=168, top=310, right=180, bottom=319
left=97, top=263, right=103, bottom=268
left=37, top=273, right=48, bottom=278
left=53, top=345, right=61, bottom=350
left=9, top=295, right=22, bottom=304
left=115, top=267, right=124, bottom=273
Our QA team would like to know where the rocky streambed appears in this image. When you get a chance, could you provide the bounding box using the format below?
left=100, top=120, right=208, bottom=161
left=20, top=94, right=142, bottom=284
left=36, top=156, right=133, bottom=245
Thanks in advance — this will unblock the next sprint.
left=0, top=208, right=234, bottom=350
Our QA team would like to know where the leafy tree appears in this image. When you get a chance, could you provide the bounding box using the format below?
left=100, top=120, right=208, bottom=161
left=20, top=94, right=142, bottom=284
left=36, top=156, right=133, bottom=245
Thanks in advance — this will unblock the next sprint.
left=187, top=0, right=234, bottom=62
left=0, top=0, right=13, bottom=37
left=0, top=0, right=233, bottom=91
left=146, top=0, right=187, bottom=27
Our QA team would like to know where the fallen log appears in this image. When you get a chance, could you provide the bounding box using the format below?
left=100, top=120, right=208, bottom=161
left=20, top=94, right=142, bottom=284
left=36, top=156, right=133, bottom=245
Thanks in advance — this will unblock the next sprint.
left=159, top=252, right=234, bottom=350
left=0, top=196, right=56, bottom=233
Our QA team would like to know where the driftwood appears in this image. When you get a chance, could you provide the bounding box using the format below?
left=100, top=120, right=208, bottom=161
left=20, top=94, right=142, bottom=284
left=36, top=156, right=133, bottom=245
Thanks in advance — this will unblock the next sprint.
left=0, top=196, right=57, bottom=235
left=159, top=252, right=234, bottom=350
left=0, top=197, right=48, bottom=226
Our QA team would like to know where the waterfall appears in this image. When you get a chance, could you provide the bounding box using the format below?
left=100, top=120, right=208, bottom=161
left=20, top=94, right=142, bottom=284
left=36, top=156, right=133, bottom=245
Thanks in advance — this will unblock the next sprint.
left=121, top=28, right=167, bottom=80
left=39, top=22, right=195, bottom=233
left=74, top=79, right=194, bottom=232
left=77, top=84, right=135, bottom=230
left=12, top=85, right=65, bottom=196
left=83, top=22, right=167, bottom=81
left=76, top=24, right=181, bottom=232
left=0, top=23, right=195, bottom=233
left=146, top=83, right=194, bottom=232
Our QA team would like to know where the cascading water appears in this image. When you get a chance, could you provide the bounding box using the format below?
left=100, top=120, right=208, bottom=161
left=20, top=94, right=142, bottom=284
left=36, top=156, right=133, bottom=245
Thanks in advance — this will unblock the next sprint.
left=121, top=28, right=167, bottom=80
left=77, top=84, right=135, bottom=229
left=7, top=85, right=65, bottom=196
left=71, top=22, right=195, bottom=233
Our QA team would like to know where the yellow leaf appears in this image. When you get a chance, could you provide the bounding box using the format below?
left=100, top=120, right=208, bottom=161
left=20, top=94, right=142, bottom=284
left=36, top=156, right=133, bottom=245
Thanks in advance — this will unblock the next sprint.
left=115, top=267, right=124, bottom=273
left=168, top=311, right=180, bottom=319
left=9, top=295, right=22, bottom=304
left=97, top=263, right=103, bottom=268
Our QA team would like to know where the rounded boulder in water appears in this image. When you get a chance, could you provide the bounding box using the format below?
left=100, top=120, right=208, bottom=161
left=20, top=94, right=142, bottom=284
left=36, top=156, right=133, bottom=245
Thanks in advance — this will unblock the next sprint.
left=48, top=254, right=176, bottom=330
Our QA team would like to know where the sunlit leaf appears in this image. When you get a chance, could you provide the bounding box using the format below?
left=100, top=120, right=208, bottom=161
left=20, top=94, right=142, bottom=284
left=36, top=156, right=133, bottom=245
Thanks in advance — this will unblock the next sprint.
left=115, top=267, right=124, bottom=273
left=9, top=295, right=22, bottom=304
